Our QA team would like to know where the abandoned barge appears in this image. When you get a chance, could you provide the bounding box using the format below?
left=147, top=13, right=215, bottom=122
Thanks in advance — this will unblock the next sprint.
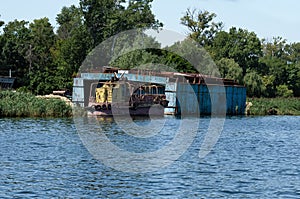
left=72, top=67, right=246, bottom=116
left=85, top=72, right=169, bottom=116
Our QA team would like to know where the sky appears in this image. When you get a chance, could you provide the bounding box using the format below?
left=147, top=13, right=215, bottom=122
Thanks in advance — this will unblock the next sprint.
left=0, top=0, right=299, bottom=43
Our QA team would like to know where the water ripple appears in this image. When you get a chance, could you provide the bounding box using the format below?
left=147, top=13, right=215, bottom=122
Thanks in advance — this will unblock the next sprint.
left=0, top=116, right=299, bottom=198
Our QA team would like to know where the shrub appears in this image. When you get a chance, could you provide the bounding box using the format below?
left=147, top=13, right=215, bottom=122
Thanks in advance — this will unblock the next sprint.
left=276, top=85, right=293, bottom=98
left=0, top=91, right=72, bottom=117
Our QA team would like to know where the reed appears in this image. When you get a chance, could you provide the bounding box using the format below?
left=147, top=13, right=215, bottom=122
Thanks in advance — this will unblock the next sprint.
left=0, top=91, right=72, bottom=117
left=247, top=97, right=300, bottom=116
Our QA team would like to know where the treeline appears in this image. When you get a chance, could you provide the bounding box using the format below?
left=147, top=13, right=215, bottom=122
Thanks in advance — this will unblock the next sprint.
left=0, top=1, right=299, bottom=98
left=0, top=0, right=161, bottom=95
left=180, top=9, right=300, bottom=97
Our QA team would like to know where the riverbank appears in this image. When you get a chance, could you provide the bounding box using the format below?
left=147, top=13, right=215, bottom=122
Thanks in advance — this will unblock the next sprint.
left=0, top=91, right=72, bottom=117
left=1, top=91, right=299, bottom=117
left=246, top=97, right=300, bottom=116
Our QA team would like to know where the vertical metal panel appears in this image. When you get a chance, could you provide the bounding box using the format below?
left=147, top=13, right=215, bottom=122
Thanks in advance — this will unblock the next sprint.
left=199, top=84, right=211, bottom=115
left=176, top=83, right=199, bottom=115
left=209, top=85, right=226, bottom=115
left=226, top=86, right=233, bottom=115
left=242, top=87, right=247, bottom=114
left=164, top=82, right=177, bottom=115
left=72, top=87, right=84, bottom=105
left=73, top=78, right=84, bottom=87
left=232, top=86, right=239, bottom=114
left=191, top=84, right=199, bottom=94
left=208, top=85, right=217, bottom=115
left=237, top=87, right=246, bottom=115
left=72, top=78, right=85, bottom=107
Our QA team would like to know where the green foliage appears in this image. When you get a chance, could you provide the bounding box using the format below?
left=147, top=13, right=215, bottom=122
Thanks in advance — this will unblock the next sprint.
left=261, top=75, right=276, bottom=97
left=259, top=38, right=300, bottom=97
left=276, top=85, right=293, bottom=98
left=0, top=20, right=31, bottom=85
left=158, top=49, right=195, bottom=73
left=0, top=91, right=72, bottom=117
left=53, top=5, right=93, bottom=90
left=243, top=70, right=265, bottom=97
left=164, top=38, right=221, bottom=75
left=0, top=1, right=162, bottom=95
left=216, top=58, right=243, bottom=84
left=0, top=15, right=4, bottom=27
left=248, top=97, right=300, bottom=115
left=182, top=9, right=299, bottom=98
left=111, top=37, right=217, bottom=74
left=0, top=5, right=299, bottom=100
left=108, top=31, right=161, bottom=68
left=80, top=0, right=162, bottom=47
left=180, top=9, right=223, bottom=46
left=111, top=49, right=160, bottom=69
left=210, top=27, right=262, bottom=76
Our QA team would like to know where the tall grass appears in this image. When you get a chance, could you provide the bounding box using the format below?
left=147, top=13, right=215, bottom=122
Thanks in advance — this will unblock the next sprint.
left=247, top=97, right=300, bottom=116
left=0, top=91, right=72, bottom=117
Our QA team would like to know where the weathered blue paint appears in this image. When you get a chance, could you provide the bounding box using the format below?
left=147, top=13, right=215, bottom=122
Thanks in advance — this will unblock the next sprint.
left=225, top=86, right=233, bottom=115
left=81, top=73, right=112, bottom=80
left=72, top=72, right=247, bottom=115
left=72, top=78, right=85, bottom=107
left=175, top=83, right=245, bottom=115
left=164, top=82, right=177, bottom=115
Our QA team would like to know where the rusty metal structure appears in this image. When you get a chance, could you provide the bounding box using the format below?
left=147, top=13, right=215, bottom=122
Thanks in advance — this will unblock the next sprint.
left=0, top=77, right=15, bottom=90
left=73, top=67, right=246, bottom=115
left=85, top=74, right=169, bottom=116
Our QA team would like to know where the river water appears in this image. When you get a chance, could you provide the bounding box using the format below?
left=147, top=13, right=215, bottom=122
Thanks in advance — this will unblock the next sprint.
left=0, top=116, right=299, bottom=198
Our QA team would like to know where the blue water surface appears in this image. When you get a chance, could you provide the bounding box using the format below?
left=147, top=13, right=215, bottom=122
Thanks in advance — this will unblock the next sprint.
left=0, top=116, right=299, bottom=198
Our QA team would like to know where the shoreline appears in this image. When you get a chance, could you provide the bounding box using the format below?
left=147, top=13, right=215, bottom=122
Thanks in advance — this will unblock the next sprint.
left=1, top=91, right=299, bottom=117
left=246, top=97, right=300, bottom=116
left=0, top=91, right=72, bottom=118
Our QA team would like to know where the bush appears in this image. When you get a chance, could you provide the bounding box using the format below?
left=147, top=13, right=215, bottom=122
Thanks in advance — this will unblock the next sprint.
left=0, top=91, right=72, bottom=117
left=276, top=85, right=293, bottom=98
left=247, top=97, right=300, bottom=115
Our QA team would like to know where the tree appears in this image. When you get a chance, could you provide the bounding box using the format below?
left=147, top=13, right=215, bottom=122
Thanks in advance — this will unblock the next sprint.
left=53, top=5, right=93, bottom=90
left=211, top=27, right=262, bottom=76
left=80, top=0, right=121, bottom=46
left=109, top=32, right=161, bottom=69
left=262, top=37, right=287, bottom=59
left=276, top=84, right=293, bottom=98
left=181, top=9, right=223, bottom=46
left=111, top=49, right=160, bottom=69
left=243, top=70, right=265, bottom=97
left=0, top=15, right=4, bottom=28
left=165, top=38, right=214, bottom=74
left=124, top=0, right=162, bottom=30
left=286, top=62, right=300, bottom=96
left=259, top=37, right=292, bottom=97
left=284, top=42, right=300, bottom=96
left=0, top=16, right=4, bottom=74
left=56, top=5, right=84, bottom=40
left=1, top=20, right=31, bottom=86
left=261, top=75, right=276, bottom=97
left=286, top=42, right=300, bottom=64
left=28, top=18, right=57, bottom=94
left=80, top=0, right=162, bottom=47
left=259, top=56, right=288, bottom=89
left=216, top=58, right=243, bottom=84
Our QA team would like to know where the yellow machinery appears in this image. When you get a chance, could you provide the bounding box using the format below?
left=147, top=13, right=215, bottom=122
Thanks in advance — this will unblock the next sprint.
left=95, top=84, right=113, bottom=103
